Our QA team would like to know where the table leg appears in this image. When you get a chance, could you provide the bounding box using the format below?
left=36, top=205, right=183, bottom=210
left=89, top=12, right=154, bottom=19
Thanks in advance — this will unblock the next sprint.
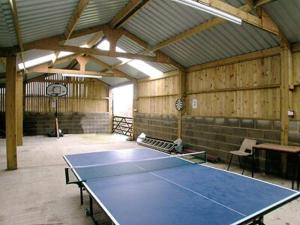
left=252, top=152, right=255, bottom=178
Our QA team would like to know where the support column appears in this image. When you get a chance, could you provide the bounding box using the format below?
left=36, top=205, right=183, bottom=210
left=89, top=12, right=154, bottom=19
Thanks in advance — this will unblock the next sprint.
left=132, top=80, right=138, bottom=140
left=108, top=88, right=113, bottom=133
left=16, top=72, right=23, bottom=146
left=280, top=41, right=292, bottom=145
left=177, top=70, right=186, bottom=139
left=5, top=55, right=17, bottom=170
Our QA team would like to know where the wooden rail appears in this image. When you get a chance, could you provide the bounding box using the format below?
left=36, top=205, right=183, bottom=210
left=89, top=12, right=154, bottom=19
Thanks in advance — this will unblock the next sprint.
left=112, top=116, right=133, bottom=137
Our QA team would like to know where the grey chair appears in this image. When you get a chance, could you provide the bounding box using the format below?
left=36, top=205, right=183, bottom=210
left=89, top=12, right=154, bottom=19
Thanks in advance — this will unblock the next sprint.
left=227, top=138, right=257, bottom=177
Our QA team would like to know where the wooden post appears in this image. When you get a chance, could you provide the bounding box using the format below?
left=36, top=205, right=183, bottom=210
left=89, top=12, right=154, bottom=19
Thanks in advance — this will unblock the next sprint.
left=5, top=55, right=17, bottom=170
left=177, top=70, right=186, bottom=139
left=132, top=80, right=138, bottom=140
left=108, top=88, right=113, bottom=133
left=16, top=72, right=23, bottom=146
left=280, top=41, right=292, bottom=145
left=280, top=40, right=293, bottom=176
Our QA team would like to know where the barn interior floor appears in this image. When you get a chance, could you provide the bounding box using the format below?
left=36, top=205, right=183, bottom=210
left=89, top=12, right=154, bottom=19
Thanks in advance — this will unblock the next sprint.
left=0, top=134, right=299, bottom=225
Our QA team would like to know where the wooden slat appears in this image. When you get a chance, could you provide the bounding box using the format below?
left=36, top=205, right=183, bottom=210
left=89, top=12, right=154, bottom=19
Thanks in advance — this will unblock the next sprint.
left=188, top=47, right=280, bottom=72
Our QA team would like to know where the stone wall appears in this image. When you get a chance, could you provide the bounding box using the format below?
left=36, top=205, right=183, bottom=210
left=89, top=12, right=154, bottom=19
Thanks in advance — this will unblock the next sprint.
left=134, top=113, right=178, bottom=141
left=23, top=112, right=110, bottom=135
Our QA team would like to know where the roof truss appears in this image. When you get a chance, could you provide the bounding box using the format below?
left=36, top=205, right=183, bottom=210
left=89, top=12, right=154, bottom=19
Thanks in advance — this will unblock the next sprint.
left=149, top=1, right=280, bottom=52
left=110, top=0, right=150, bottom=29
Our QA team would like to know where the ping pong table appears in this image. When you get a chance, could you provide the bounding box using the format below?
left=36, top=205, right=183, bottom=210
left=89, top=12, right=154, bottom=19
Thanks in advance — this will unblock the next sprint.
left=64, top=148, right=299, bottom=225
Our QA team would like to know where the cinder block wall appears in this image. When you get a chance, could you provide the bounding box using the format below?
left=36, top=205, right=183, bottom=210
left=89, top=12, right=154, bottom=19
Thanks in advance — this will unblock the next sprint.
left=23, top=112, right=110, bottom=135
left=135, top=113, right=178, bottom=141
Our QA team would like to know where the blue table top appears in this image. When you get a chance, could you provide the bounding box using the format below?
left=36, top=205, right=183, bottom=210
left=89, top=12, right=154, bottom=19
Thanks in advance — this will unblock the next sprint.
left=64, top=148, right=299, bottom=225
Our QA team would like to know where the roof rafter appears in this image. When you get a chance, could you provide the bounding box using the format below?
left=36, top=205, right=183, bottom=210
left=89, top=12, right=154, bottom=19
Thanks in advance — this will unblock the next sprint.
left=86, top=55, right=136, bottom=81
left=149, top=1, right=280, bottom=52
left=110, top=0, right=150, bottom=29
left=51, top=0, right=90, bottom=65
left=27, top=65, right=126, bottom=78
left=254, top=0, right=278, bottom=8
left=8, top=0, right=25, bottom=69
left=65, top=0, right=90, bottom=40
left=32, top=44, right=172, bottom=64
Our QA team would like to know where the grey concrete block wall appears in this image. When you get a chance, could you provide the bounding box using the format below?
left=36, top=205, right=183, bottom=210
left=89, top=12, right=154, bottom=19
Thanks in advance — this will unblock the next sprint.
left=135, top=113, right=178, bottom=141
left=182, top=116, right=300, bottom=175
left=23, top=112, right=110, bottom=135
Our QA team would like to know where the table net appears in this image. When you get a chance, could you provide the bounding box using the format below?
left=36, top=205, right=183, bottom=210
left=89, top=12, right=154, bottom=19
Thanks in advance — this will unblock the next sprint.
left=67, top=151, right=206, bottom=182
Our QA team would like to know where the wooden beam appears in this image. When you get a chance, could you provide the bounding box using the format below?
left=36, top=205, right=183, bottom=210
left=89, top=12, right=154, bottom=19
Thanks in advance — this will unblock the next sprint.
left=85, top=55, right=136, bottom=81
left=199, top=0, right=279, bottom=34
left=23, top=24, right=110, bottom=51
left=110, top=0, right=150, bottom=28
left=122, top=30, right=185, bottom=70
left=280, top=41, right=292, bottom=145
left=254, top=0, right=277, bottom=8
left=5, top=55, right=17, bottom=170
left=21, top=24, right=185, bottom=70
left=8, top=0, right=25, bottom=68
left=132, top=80, right=138, bottom=139
left=150, top=2, right=279, bottom=52
left=188, top=47, right=280, bottom=72
left=177, top=70, right=186, bottom=139
left=27, top=65, right=126, bottom=78
left=32, top=44, right=174, bottom=64
left=51, top=0, right=90, bottom=65
left=108, top=88, right=113, bottom=133
left=65, top=0, right=90, bottom=40
left=16, top=72, right=23, bottom=146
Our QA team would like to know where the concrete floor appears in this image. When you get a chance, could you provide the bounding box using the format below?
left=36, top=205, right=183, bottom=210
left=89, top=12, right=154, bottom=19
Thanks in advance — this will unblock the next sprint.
left=0, top=134, right=299, bottom=225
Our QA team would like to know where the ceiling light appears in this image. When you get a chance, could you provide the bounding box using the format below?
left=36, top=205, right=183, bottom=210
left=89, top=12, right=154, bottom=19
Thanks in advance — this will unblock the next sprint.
left=62, top=74, right=102, bottom=79
left=172, top=0, right=242, bottom=25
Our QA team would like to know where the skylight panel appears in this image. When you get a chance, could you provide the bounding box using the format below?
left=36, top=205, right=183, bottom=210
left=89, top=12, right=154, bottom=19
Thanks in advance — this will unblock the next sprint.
left=18, top=54, right=55, bottom=70
left=96, top=39, right=163, bottom=77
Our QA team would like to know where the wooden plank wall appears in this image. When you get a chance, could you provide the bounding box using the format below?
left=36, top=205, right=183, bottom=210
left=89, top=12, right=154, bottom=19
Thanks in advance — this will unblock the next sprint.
left=292, top=51, right=300, bottom=116
left=186, top=55, right=281, bottom=120
left=137, top=73, right=179, bottom=115
left=25, top=75, right=109, bottom=113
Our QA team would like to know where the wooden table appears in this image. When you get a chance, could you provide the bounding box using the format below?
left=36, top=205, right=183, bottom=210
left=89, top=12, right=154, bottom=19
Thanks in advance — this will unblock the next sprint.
left=253, top=143, right=300, bottom=189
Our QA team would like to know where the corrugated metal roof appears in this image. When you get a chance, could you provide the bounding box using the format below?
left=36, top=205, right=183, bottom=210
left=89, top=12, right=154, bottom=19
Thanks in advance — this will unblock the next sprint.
left=124, top=0, right=215, bottom=46
left=15, top=0, right=78, bottom=43
left=76, top=0, right=128, bottom=31
left=18, top=49, right=54, bottom=65
left=264, top=0, right=300, bottom=43
left=101, top=77, right=128, bottom=87
left=117, top=35, right=176, bottom=74
left=0, top=0, right=17, bottom=47
left=117, top=35, right=145, bottom=54
left=65, top=32, right=100, bottom=46
left=161, top=22, right=279, bottom=67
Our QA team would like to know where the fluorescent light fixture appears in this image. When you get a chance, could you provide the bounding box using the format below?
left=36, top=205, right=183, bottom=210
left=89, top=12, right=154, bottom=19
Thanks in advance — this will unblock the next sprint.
left=62, top=74, right=102, bottom=79
left=172, top=0, right=242, bottom=25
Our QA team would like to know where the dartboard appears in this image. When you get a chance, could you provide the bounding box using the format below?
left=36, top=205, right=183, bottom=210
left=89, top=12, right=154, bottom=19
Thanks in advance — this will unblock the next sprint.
left=175, top=98, right=184, bottom=111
